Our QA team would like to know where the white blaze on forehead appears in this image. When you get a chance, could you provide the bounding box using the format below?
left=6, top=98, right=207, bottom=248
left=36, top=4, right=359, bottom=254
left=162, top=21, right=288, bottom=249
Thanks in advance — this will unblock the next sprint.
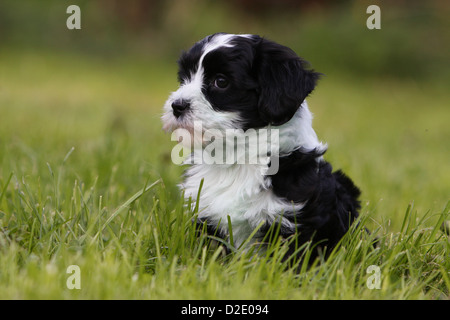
left=162, top=34, right=252, bottom=133
left=179, top=34, right=238, bottom=93
left=199, top=34, right=235, bottom=65
left=187, top=34, right=235, bottom=84
left=196, top=33, right=253, bottom=74
left=182, top=33, right=254, bottom=86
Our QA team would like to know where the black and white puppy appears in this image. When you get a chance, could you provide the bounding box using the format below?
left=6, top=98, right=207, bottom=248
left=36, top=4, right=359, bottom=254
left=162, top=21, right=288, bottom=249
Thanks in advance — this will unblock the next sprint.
left=162, top=33, right=361, bottom=262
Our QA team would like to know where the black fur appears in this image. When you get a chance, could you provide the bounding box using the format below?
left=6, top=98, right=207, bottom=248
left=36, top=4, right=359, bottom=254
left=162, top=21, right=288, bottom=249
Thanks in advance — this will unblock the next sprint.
left=269, top=148, right=361, bottom=263
left=173, top=33, right=361, bottom=266
left=195, top=147, right=362, bottom=264
left=253, top=38, right=321, bottom=126
left=177, top=33, right=321, bottom=129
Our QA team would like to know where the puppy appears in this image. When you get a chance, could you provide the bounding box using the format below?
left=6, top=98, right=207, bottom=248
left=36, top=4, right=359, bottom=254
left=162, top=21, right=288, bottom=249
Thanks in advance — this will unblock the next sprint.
left=162, top=33, right=361, bottom=263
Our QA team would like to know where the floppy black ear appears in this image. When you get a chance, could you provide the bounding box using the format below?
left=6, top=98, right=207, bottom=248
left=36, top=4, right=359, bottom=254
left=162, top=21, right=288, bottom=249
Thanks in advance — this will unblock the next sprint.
left=254, top=38, right=321, bottom=126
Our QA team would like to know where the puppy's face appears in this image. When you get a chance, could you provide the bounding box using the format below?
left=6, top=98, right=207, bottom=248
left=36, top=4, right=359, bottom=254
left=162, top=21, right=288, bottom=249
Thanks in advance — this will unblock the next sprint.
left=162, top=33, right=320, bottom=135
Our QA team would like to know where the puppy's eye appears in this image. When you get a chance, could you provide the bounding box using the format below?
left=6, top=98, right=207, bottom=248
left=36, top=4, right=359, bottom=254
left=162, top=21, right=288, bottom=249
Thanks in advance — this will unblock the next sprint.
left=213, top=76, right=229, bottom=89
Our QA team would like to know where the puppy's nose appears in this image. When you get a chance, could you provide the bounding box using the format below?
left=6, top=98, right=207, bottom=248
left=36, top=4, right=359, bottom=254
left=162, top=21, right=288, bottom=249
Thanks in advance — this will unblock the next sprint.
left=172, top=99, right=190, bottom=118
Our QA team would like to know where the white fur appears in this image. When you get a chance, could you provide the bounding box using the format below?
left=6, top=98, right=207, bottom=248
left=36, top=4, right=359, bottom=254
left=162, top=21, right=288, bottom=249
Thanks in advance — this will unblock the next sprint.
left=162, top=34, right=244, bottom=134
left=162, top=34, right=327, bottom=247
left=182, top=103, right=326, bottom=247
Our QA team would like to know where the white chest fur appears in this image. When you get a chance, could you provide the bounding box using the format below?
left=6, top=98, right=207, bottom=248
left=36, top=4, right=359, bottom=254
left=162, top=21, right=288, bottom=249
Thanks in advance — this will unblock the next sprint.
left=180, top=103, right=325, bottom=247
left=182, top=162, right=304, bottom=247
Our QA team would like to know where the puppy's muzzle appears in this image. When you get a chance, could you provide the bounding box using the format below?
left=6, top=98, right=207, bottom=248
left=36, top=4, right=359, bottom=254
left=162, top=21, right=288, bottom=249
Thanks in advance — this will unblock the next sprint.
left=172, top=99, right=190, bottom=118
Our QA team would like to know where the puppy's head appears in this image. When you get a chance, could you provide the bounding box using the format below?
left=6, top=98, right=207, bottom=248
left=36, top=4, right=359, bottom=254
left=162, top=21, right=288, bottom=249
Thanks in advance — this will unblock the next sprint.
left=162, top=33, right=321, bottom=134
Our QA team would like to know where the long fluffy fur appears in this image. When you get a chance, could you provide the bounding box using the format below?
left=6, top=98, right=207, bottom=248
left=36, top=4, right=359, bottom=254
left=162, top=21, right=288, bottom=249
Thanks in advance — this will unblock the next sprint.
left=162, top=33, right=361, bottom=264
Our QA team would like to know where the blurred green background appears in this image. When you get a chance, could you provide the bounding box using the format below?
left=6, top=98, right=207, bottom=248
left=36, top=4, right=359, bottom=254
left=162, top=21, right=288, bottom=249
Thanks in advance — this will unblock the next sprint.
left=1, top=0, right=449, bottom=78
left=0, top=0, right=449, bottom=227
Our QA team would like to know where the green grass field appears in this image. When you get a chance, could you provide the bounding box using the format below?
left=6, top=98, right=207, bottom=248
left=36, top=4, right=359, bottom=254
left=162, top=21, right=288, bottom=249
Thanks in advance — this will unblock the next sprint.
left=0, top=49, right=448, bottom=299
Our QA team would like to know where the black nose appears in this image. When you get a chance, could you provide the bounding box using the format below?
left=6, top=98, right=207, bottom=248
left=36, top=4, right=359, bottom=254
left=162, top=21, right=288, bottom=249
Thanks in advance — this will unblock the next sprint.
left=172, top=100, right=190, bottom=118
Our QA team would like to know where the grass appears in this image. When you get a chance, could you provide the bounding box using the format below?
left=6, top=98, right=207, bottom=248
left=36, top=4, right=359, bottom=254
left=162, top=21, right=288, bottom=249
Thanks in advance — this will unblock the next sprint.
left=0, top=48, right=449, bottom=299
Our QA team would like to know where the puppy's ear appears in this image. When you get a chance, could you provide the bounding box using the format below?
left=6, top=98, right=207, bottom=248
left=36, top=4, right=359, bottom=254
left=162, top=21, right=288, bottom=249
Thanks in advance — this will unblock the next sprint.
left=254, top=38, right=321, bottom=126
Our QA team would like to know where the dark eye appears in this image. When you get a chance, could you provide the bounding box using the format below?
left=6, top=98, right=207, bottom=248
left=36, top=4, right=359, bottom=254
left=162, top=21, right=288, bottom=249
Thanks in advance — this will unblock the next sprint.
left=213, top=76, right=229, bottom=89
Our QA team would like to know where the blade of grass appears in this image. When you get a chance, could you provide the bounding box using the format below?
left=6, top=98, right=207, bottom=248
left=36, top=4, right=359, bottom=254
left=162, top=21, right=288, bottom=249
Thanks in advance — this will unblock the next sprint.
left=227, top=215, right=234, bottom=248
left=193, top=178, right=204, bottom=214
left=0, top=172, right=13, bottom=205
left=91, top=179, right=161, bottom=244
